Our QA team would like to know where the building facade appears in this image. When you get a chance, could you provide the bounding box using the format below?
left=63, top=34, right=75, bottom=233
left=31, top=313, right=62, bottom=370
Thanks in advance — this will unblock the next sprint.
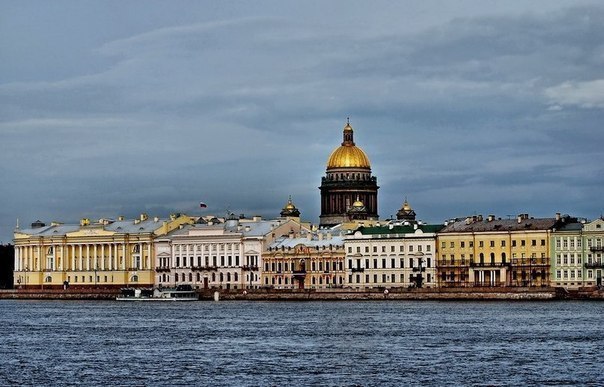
left=319, top=120, right=379, bottom=226
left=13, top=214, right=193, bottom=289
left=154, top=216, right=305, bottom=290
left=263, top=230, right=346, bottom=289
left=436, top=214, right=578, bottom=287
left=582, top=218, right=604, bottom=287
left=344, top=222, right=441, bottom=289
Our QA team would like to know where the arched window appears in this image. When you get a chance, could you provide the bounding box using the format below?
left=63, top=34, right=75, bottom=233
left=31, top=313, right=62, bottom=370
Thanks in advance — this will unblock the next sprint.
left=196, top=273, right=200, bottom=282
left=502, top=253, right=507, bottom=264
left=479, top=253, right=485, bottom=265
left=319, top=277, right=323, bottom=285
left=211, top=273, right=216, bottom=282
left=220, top=273, right=224, bottom=282
left=188, top=273, right=193, bottom=282
left=312, top=277, right=316, bottom=285
left=234, top=273, right=238, bottom=282
left=490, top=253, right=495, bottom=265
left=227, top=273, right=231, bottom=282
left=45, top=276, right=52, bottom=283
left=130, top=275, right=139, bottom=282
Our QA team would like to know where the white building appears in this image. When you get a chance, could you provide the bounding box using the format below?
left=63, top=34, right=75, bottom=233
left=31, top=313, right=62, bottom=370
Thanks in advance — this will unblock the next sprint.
left=344, top=222, right=441, bottom=289
left=154, top=216, right=304, bottom=290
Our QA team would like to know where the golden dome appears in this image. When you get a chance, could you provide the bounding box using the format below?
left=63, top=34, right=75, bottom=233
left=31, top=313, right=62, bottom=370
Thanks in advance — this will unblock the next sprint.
left=326, top=122, right=371, bottom=169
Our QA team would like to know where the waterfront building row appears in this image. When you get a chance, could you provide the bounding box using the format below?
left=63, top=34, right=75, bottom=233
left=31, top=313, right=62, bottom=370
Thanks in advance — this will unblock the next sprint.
left=12, top=207, right=604, bottom=291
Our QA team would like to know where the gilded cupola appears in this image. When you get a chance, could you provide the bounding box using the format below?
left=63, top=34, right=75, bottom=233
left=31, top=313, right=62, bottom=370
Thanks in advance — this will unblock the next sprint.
left=326, top=120, right=371, bottom=170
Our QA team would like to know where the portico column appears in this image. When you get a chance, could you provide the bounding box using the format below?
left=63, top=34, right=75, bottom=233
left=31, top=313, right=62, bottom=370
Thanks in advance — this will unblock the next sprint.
left=147, top=243, right=152, bottom=270
left=122, top=244, right=127, bottom=270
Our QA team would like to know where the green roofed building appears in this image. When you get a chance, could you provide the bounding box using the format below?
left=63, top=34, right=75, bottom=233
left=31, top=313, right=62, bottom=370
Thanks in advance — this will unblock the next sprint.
left=344, top=221, right=444, bottom=289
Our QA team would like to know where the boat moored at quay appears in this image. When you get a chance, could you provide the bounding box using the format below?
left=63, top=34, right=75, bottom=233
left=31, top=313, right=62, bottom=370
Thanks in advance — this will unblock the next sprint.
left=116, top=285, right=198, bottom=301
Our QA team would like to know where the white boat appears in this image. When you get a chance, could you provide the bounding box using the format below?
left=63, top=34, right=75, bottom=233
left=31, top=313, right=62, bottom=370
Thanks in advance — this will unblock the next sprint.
left=116, top=285, right=198, bottom=301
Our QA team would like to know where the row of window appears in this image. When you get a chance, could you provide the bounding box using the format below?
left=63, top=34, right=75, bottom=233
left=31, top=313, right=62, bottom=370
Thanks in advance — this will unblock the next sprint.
left=442, top=239, right=546, bottom=249
left=264, top=261, right=343, bottom=272
left=174, top=243, right=239, bottom=252
left=348, top=257, right=432, bottom=269
left=348, top=244, right=432, bottom=254
left=556, top=269, right=602, bottom=279
left=165, top=271, right=248, bottom=283
left=348, top=273, right=433, bottom=284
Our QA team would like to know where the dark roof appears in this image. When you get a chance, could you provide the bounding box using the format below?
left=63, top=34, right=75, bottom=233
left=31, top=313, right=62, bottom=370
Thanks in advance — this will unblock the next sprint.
left=439, top=216, right=580, bottom=233
left=357, top=224, right=444, bottom=235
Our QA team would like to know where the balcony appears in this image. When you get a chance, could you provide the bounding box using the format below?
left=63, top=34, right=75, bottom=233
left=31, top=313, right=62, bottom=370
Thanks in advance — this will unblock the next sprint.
left=511, top=258, right=549, bottom=267
left=155, top=267, right=170, bottom=273
left=585, top=262, right=604, bottom=268
left=292, top=270, right=306, bottom=279
left=469, top=262, right=510, bottom=268
left=351, top=267, right=365, bottom=273
left=242, top=265, right=259, bottom=271
left=590, top=246, right=604, bottom=252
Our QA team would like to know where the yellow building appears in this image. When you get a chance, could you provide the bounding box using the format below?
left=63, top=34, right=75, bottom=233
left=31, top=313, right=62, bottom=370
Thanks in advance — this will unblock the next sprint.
left=437, top=214, right=564, bottom=287
left=13, top=213, right=192, bottom=289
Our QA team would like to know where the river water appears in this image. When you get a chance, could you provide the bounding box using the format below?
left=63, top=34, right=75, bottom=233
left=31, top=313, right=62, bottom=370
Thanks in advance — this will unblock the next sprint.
left=0, top=300, right=602, bottom=386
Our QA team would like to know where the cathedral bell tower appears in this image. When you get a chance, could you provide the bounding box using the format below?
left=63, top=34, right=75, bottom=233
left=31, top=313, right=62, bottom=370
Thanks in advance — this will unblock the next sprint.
left=319, top=120, right=379, bottom=226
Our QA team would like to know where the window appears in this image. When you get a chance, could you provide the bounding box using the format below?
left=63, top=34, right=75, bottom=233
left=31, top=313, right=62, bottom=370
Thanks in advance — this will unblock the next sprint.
left=365, top=246, right=369, bottom=253
left=532, top=240, right=537, bottom=247
left=501, top=240, right=506, bottom=247
left=382, top=246, right=386, bottom=253
left=450, top=242, right=454, bottom=248
left=490, top=241, right=495, bottom=248
left=391, top=246, right=395, bottom=252
left=461, top=241, right=465, bottom=248
left=427, top=245, right=431, bottom=252
left=356, top=247, right=361, bottom=253
left=512, top=240, right=517, bottom=247
left=409, top=245, right=414, bottom=253
left=373, top=246, right=377, bottom=253
left=521, top=240, right=525, bottom=247
left=391, top=258, right=396, bottom=268
left=479, top=241, right=484, bottom=248
left=348, top=247, right=352, bottom=253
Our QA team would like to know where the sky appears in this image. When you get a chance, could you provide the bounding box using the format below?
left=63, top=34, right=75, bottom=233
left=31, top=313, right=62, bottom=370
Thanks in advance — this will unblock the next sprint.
left=1, top=0, right=604, bottom=243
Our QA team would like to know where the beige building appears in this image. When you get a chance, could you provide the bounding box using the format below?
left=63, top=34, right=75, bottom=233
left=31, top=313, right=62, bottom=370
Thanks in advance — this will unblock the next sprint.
left=263, top=230, right=346, bottom=289
left=13, top=213, right=192, bottom=289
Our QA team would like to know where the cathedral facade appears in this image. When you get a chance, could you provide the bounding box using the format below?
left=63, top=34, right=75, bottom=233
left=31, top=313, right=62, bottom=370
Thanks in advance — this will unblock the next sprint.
left=319, top=121, right=379, bottom=226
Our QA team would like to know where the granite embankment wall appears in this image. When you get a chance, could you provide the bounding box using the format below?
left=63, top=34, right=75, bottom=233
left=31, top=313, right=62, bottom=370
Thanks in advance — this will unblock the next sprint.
left=201, top=287, right=561, bottom=301
left=2, top=287, right=604, bottom=301
left=0, top=288, right=119, bottom=300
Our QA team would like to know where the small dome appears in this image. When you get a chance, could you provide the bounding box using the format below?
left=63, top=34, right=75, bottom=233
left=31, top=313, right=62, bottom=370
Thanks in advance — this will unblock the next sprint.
left=352, top=199, right=365, bottom=208
left=280, top=196, right=300, bottom=218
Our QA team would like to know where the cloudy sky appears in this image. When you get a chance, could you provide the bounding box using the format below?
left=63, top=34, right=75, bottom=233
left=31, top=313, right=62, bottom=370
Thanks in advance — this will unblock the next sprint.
left=2, top=0, right=604, bottom=242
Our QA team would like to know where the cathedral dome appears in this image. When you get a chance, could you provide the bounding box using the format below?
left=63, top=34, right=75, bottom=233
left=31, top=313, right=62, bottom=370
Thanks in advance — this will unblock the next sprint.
left=326, top=122, right=371, bottom=170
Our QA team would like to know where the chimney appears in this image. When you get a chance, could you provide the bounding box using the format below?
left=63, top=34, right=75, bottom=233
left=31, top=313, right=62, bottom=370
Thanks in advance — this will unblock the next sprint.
left=253, top=215, right=262, bottom=221
left=118, top=215, right=125, bottom=221
left=140, top=213, right=148, bottom=221
left=487, top=215, right=495, bottom=222
left=154, top=216, right=159, bottom=222
left=555, top=212, right=561, bottom=221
